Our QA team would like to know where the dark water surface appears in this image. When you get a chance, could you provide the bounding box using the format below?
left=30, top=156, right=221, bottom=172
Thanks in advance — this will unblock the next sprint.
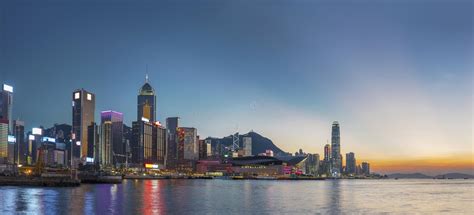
left=1, top=179, right=473, bottom=214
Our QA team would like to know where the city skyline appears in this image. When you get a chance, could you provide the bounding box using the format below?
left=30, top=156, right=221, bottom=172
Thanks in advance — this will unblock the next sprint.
left=1, top=0, right=472, bottom=175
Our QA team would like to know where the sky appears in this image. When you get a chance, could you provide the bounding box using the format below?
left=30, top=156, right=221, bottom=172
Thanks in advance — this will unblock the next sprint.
left=0, top=0, right=472, bottom=174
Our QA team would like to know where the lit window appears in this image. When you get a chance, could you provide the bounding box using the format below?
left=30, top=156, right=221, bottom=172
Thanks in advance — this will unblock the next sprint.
left=74, top=92, right=80, bottom=99
left=87, top=93, right=92, bottom=101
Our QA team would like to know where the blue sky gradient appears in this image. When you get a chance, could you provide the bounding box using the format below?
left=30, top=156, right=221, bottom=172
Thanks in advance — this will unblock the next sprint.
left=1, top=0, right=472, bottom=172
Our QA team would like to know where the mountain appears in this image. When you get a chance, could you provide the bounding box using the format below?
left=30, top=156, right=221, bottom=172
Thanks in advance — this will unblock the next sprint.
left=434, top=173, right=474, bottom=179
left=387, top=173, right=432, bottom=179
left=206, top=131, right=286, bottom=155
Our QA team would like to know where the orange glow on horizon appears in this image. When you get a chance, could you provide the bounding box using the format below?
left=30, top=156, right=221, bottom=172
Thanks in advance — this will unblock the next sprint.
left=365, top=154, right=474, bottom=174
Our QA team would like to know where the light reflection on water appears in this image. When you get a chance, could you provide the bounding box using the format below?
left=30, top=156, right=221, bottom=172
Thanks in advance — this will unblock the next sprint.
left=0, top=179, right=473, bottom=214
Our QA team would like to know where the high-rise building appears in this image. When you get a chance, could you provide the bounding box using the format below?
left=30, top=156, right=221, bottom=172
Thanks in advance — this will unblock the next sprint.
left=206, top=139, right=212, bottom=158
left=137, top=75, right=156, bottom=122
left=181, top=127, right=198, bottom=161
left=0, top=84, right=13, bottom=133
left=153, top=123, right=166, bottom=167
left=131, top=120, right=154, bottom=165
left=346, top=152, right=356, bottom=175
left=305, top=153, right=320, bottom=176
left=243, top=137, right=252, bottom=156
left=362, top=162, right=370, bottom=175
left=0, top=120, right=8, bottom=163
left=87, top=123, right=99, bottom=163
left=324, top=144, right=331, bottom=161
left=100, top=122, right=113, bottom=166
left=100, top=111, right=124, bottom=164
left=72, top=89, right=95, bottom=162
left=331, top=121, right=342, bottom=176
left=166, top=117, right=179, bottom=169
left=198, top=139, right=207, bottom=160
left=13, top=120, right=24, bottom=164
left=43, top=124, right=72, bottom=166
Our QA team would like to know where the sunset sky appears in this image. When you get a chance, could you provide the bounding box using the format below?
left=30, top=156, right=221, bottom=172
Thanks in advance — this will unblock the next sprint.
left=1, top=0, right=472, bottom=174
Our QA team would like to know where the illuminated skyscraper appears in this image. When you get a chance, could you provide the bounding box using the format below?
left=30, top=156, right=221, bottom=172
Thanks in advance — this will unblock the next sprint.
left=137, top=75, right=156, bottom=122
left=0, top=84, right=13, bottom=133
left=131, top=119, right=154, bottom=165
left=153, top=123, right=166, bottom=167
left=331, top=121, right=342, bottom=176
left=72, top=89, right=95, bottom=161
left=0, top=120, right=8, bottom=163
left=13, top=120, right=24, bottom=164
left=100, top=111, right=123, bottom=165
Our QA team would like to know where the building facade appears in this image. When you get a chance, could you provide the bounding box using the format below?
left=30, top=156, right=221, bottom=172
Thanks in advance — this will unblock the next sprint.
left=331, top=121, right=342, bottom=176
left=100, top=111, right=124, bottom=165
left=72, top=89, right=95, bottom=162
left=0, top=84, right=13, bottom=133
left=243, top=136, right=252, bottom=157
left=166, top=117, right=179, bottom=169
left=362, top=162, right=370, bottom=175
left=345, top=152, right=356, bottom=175
left=137, top=75, right=156, bottom=122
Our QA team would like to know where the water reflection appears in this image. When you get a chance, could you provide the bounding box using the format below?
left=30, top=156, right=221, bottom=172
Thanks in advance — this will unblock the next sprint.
left=0, top=180, right=473, bottom=214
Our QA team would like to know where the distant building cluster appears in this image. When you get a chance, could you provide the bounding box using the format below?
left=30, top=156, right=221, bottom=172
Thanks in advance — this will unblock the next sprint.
left=0, top=79, right=370, bottom=178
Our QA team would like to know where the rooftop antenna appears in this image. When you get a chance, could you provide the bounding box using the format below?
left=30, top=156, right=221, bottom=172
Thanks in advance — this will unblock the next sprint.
left=145, top=64, right=149, bottom=83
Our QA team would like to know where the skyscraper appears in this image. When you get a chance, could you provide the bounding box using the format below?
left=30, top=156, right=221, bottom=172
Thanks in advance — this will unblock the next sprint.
left=346, top=152, right=356, bottom=175
left=362, top=162, right=370, bottom=175
left=0, top=84, right=13, bottom=133
left=305, top=153, right=320, bottom=176
left=131, top=119, right=154, bottom=165
left=13, top=120, right=25, bottom=164
left=153, top=123, right=166, bottom=167
left=166, top=117, right=179, bottom=169
left=87, top=123, right=99, bottom=163
left=72, top=89, right=95, bottom=162
left=137, top=75, right=156, bottom=122
left=331, top=121, right=342, bottom=176
left=100, top=111, right=124, bottom=165
left=324, top=144, right=331, bottom=162
left=0, top=119, right=8, bottom=163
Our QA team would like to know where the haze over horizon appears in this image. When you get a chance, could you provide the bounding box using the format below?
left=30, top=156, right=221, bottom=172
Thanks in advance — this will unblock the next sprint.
left=0, top=0, right=472, bottom=175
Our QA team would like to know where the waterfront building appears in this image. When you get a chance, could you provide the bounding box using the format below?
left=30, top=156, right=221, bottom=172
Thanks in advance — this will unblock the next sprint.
left=305, top=153, right=320, bottom=176
left=243, top=136, right=252, bottom=156
left=153, top=122, right=166, bottom=168
left=175, top=127, right=197, bottom=171
left=362, top=162, right=370, bottom=175
left=0, top=120, right=9, bottom=163
left=137, top=75, right=156, bottom=122
left=100, top=121, right=113, bottom=166
left=345, top=152, right=356, bottom=175
left=0, top=84, right=13, bottom=133
left=7, top=135, right=15, bottom=163
left=72, top=89, right=95, bottom=162
left=12, top=120, right=24, bottom=164
left=131, top=120, right=154, bottom=166
left=43, top=124, right=72, bottom=166
left=87, top=123, right=99, bottom=163
left=206, top=139, right=212, bottom=157
left=100, top=111, right=124, bottom=165
left=166, top=117, right=179, bottom=169
left=331, top=121, right=342, bottom=176
left=198, top=139, right=207, bottom=160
